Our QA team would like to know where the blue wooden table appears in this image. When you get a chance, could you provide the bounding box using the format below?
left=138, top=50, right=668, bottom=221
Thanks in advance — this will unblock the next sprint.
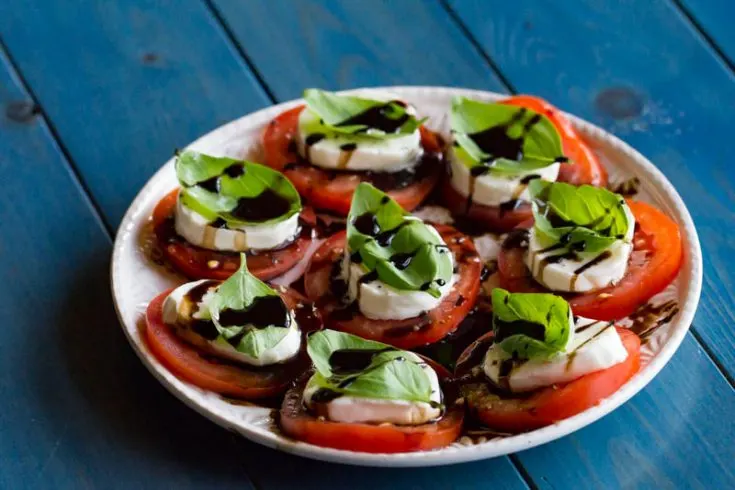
left=1, top=1, right=733, bottom=488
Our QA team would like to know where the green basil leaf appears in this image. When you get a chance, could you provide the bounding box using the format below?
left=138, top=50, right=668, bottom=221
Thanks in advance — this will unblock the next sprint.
left=212, top=326, right=289, bottom=359
left=491, top=288, right=571, bottom=359
left=175, top=150, right=301, bottom=226
left=346, top=183, right=452, bottom=298
left=307, top=329, right=396, bottom=379
left=450, top=96, right=565, bottom=175
left=302, top=88, right=423, bottom=139
left=208, top=254, right=280, bottom=331
left=306, top=330, right=434, bottom=403
left=529, top=180, right=631, bottom=254
left=175, top=150, right=239, bottom=186
left=237, top=326, right=289, bottom=359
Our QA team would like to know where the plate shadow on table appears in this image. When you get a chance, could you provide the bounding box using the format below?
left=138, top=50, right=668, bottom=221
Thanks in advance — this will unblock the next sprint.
left=27, top=252, right=256, bottom=487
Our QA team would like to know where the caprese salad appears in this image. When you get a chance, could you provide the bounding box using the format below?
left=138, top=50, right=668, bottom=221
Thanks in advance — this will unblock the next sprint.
left=304, top=182, right=483, bottom=349
left=280, top=330, right=464, bottom=453
left=455, top=289, right=641, bottom=432
left=497, top=180, right=683, bottom=320
left=262, top=89, right=444, bottom=216
left=151, top=150, right=317, bottom=280
left=145, top=254, right=321, bottom=398
left=441, top=96, right=607, bottom=232
left=135, top=89, right=686, bottom=453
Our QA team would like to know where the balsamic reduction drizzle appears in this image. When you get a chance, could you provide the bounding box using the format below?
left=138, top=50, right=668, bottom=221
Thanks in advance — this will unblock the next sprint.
left=336, top=100, right=409, bottom=134
left=462, top=108, right=559, bottom=211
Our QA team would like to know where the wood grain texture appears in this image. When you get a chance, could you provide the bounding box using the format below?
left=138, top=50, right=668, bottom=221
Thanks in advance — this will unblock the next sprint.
left=0, top=0, right=272, bottom=228
left=447, top=0, right=735, bottom=380
left=677, top=0, right=735, bottom=65
left=209, top=0, right=507, bottom=99
left=235, top=445, right=529, bottom=490
left=446, top=0, right=735, bottom=487
left=1, top=0, right=732, bottom=488
left=0, top=48, right=257, bottom=489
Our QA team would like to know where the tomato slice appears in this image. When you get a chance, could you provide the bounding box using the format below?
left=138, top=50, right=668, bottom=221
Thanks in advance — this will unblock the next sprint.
left=145, top=287, right=321, bottom=399
left=152, top=189, right=316, bottom=281
left=502, top=95, right=607, bottom=187
left=440, top=178, right=533, bottom=233
left=262, top=106, right=442, bottom=216
left=497, top=201, right=683, bottom=320
left=279, top=360, right=464, bottom=453
left=304, top=225, right=482, bottom=349
left=456, top=328, right=640, bottom=432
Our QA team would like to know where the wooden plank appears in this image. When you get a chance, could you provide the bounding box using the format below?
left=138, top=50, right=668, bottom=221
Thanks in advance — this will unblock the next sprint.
left=236, top=446, right=529, bottom=490
left=0, top=49, right=257, bottom=489
left=445, top=0, right=735, bottom=487
left=0, top=0, right=272, bottom=228
left=446, top=0, right=735, bottom=379
left=676, top=0, right=735, bottom=66
left=209, top=0, right=507, bottom=100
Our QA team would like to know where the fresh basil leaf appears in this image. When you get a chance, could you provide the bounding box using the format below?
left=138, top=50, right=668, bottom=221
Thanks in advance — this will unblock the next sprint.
left=179, top=186, right=237, bottom=221
left=175, top=151, right=239, bottom=187
left=491, top=288, right=571, bottom=360
left=346, top=183, right=452, bottom=298
left=212, top=326, right=289, bottom=360
left=307, top=328, right=390, bottom=378
left=306, top=330, right=434, bottom=403
left=450, top=96, right=565, bottom=175
left=529, top=180, right=631, bottom=254
left=208, top=254, right=280, bottom=329
left=175, top=150, right=301, bottom=226
left=237, top=326, right=289, bottom=359
left=302, top=88, right=423, bottom=139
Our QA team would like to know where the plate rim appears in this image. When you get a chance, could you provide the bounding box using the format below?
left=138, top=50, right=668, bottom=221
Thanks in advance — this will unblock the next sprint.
left=111, top=86, right=702, bottom=467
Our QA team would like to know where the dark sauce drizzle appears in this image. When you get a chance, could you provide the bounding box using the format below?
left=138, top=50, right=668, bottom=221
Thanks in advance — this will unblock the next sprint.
left=183, top=282, right=291, bottom=347
left=461, top=109, right=560, bottom=213
left=189, top=162, right=293, bottom=225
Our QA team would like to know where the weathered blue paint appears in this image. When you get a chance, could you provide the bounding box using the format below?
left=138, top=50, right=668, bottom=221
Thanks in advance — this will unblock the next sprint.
left=0, top=0, right=733, bottom=487
left=0, top=48, right=257, bottom=489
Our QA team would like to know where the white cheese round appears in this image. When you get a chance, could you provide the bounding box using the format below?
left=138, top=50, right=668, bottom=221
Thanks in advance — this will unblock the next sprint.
left=525, top=203, right=636, bottom=293
left=448, top=146, right=561, bottom=207
left=483, top=316, right=628, bottom=393
left=162, top=280, right=301, bottom=367
left=340, top=226, right=456, bottom=320
left=174, top=197, right=300, bottom=252
left=303, top=352, right=443, bottom=425
left=296, top=91, right=423, bottom=172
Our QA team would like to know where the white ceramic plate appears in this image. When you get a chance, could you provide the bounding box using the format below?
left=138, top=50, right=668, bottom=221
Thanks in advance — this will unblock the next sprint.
left=111, top=87, right=702, bottom=467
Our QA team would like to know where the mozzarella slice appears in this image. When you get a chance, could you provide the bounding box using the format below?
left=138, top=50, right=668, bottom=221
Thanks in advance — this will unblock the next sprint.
left=302, top=352, right=442, bottom=425
left=174, top=198, right=300, bottom=252
left=296, top=91, right=423, bottom=172
left=162, top=280, right=301, bottom=366
left=341, top=225, right=456, bottom=320
left=525, top=204, right=636, bottom=293
left=483, top=316, right=628, bottom=393
left=448, top=146, right=561, bottom=207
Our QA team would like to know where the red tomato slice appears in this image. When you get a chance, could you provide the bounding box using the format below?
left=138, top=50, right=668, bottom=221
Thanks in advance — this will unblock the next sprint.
left=497, top=201, right=683, bottom=320
left=279, top=360, right=464, bottom=453
left=502, top=95, right=607, bottom=187
left=440, top=178, right=533, bottom=233
left=145, top=287, right=321, bottom=399
left=303, top=225, right=482, bottom=349
left=456, top=328, right=640, bottom=432
left=152, top=189, right=316, bottom=281
left=262, top=106, right=442, bottom=216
